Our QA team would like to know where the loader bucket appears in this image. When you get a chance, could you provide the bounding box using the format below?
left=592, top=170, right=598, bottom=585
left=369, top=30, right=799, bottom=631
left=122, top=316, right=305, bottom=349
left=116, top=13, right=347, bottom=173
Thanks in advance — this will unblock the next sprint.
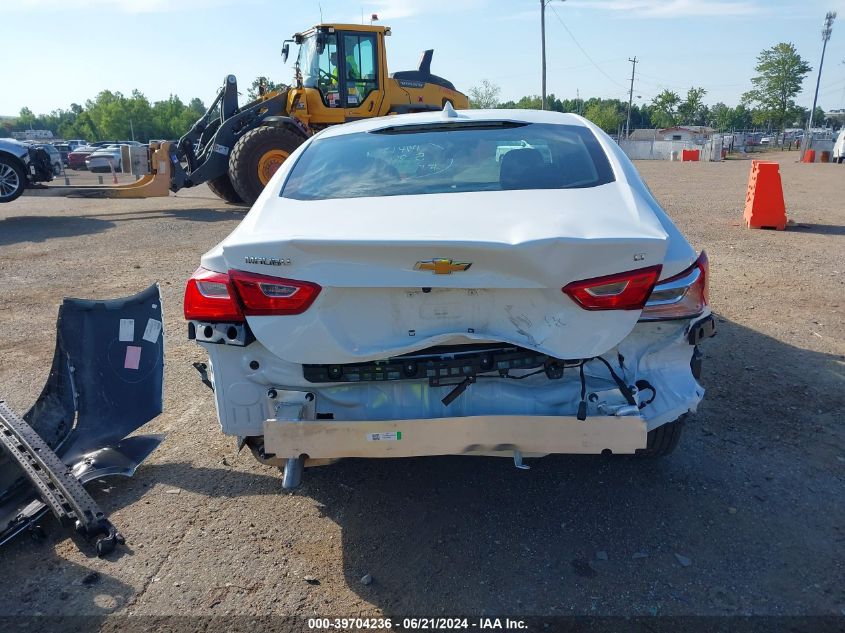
left=24, top=142, right=173, bottom=199
left=0, top=284, right=165, bottom=551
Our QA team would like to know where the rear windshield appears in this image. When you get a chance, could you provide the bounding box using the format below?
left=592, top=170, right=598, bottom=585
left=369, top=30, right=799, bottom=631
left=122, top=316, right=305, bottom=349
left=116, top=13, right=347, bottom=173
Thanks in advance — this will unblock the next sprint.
left=281, top=122, right=615, bottom=200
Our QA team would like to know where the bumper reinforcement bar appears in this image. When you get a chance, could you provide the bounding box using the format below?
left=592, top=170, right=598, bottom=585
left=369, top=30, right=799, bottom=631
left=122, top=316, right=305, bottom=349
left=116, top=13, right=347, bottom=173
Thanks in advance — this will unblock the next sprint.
left=264, top=414, right=647, bottom=463
left=0, top=402, right=124, bottom=555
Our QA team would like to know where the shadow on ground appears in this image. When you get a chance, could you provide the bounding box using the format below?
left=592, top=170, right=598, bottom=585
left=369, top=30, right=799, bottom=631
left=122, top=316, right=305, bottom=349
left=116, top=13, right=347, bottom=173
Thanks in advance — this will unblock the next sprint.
left=0, top=216, right=115, bottom=246
left=0, top=317, right=842, bottom=617
left=787, top=223, right=845, bottom=237
left=0, top=547, right=134, bottom=617
left=0, top=207, right=244, bottom=246
left=140, top=317, right=845, bottom=615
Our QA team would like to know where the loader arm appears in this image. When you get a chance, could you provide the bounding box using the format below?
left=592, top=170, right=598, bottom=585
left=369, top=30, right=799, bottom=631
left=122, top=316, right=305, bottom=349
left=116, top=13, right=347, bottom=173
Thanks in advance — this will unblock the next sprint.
left=170, top=75, right=308, bottom=193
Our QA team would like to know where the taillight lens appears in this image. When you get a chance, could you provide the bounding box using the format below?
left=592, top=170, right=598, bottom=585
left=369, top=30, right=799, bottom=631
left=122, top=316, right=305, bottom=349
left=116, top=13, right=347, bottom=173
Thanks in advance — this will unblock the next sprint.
left=640, top=251, right=709, bottom=321
left=184, top=267, right=244, bottom=322
left=229, top=269, right=321, bottom=316
left=184, top=268, right=322, bottom=321
left=562, top=265, right=662, bottom=311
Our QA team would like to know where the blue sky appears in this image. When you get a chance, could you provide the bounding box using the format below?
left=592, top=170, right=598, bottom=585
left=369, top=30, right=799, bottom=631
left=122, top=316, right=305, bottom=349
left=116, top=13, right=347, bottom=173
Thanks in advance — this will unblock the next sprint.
left=3, top=0, right=844, bottom=116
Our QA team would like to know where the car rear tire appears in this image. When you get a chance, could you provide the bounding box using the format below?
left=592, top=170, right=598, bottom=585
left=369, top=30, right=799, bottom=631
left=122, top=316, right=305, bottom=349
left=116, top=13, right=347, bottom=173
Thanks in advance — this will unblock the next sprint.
left=206, top=173, right=244, bottom=204
left=0, top=155, right=27, bottom=203
left=228, top=126, right=305, bottom=206
left=636, top=416, right=685, bottom=457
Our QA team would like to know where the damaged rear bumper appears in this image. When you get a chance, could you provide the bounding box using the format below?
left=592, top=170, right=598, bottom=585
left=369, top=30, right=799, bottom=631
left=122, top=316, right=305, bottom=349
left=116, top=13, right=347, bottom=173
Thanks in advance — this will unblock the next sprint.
left=0, top=284, right=164, bottom=553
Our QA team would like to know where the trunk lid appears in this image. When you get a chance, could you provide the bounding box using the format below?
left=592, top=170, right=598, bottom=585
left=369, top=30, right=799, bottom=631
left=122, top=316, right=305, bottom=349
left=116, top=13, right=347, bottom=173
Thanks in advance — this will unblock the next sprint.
left=217, top=186, right=669, bottom=364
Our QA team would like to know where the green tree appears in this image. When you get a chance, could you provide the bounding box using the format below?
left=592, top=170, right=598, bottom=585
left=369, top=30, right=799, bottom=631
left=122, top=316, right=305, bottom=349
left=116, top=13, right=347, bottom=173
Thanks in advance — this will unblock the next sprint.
left=649, top=90, right=681, bottom=128
left=6, top=91, right=206, bottom=142
left=246, top=76, right=284, bottom=100
left=677, top=87, right=708, bottom=125
left=497, top=94, right=541, bottom=110
left=584, top=101, right=624, bottom=133
left=467, top=79, right=501, bottom=109
left=154, top=95, right=187, bottom=139
left=710, top=103, right=754, bottom=131
left=741, top=42, right=811, bottom=131
left=17, top=107, right=38, bottom=129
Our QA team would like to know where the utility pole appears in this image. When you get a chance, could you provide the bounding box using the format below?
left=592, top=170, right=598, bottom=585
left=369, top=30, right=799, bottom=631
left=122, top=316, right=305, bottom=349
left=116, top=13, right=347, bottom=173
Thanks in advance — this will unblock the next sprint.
left=541, top=0, right=565, bottom=110
left=625, top=56, right=638, bottom=139
left=541, top=0, right=548, bottom=110
left=807, top=11, right=836, bottom=150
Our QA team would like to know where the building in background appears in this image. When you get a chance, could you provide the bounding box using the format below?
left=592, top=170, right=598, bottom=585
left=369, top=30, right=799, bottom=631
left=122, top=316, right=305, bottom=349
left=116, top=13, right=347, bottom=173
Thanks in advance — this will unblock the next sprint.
left=12, top=129, right=54, bottom=140
left=628, top=126, right=715, bottom=142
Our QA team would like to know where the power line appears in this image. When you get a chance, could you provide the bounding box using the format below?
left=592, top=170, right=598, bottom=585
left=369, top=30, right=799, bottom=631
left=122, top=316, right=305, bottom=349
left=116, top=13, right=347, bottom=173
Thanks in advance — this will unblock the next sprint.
left=547, top=4, right=627, bottom=90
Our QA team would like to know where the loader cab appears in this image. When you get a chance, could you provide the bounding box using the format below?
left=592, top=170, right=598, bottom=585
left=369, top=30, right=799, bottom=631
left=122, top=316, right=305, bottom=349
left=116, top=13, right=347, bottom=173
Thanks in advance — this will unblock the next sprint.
left=293, top=24, right=387, bottom=118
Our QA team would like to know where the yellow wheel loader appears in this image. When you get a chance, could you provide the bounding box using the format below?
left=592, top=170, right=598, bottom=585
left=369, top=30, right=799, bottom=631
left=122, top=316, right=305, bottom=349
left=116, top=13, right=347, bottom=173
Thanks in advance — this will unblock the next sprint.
left=21, top=24, right=467, bottom=204
left=175, top=23, right=469, bottom=205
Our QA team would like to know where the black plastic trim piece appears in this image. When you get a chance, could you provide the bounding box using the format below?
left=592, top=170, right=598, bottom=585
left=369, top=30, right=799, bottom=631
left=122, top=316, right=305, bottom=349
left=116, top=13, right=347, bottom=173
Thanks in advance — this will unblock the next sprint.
left=303, top=345, right=560, bottom=384
left=688, top=314, right=717, bottom=345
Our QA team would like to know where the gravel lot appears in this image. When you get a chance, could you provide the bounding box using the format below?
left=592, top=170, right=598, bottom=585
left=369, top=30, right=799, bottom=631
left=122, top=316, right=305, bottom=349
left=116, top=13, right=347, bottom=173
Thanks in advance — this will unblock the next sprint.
left=0, top=153, right=843, bottom=621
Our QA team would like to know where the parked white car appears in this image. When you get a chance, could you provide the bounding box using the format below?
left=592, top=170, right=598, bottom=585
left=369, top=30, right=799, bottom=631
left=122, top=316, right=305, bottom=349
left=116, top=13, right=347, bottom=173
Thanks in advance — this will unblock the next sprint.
left=834, top=129, right=845, bottom=164
left=86, top=145, right=123, bottom=173
left=184, top=108, right=716, bottom=487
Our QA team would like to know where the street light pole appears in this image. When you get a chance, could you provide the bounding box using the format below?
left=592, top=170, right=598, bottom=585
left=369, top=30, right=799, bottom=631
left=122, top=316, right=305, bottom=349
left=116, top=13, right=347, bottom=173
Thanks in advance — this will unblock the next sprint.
left=541, top=0, right=565, bottom=111
left=807, top=12, right=836, bottom=144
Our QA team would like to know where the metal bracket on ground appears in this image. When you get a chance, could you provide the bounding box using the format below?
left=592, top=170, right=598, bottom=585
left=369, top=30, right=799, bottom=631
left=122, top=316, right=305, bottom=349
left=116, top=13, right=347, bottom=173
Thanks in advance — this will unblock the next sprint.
left=0, top=402, right=124, bottom=556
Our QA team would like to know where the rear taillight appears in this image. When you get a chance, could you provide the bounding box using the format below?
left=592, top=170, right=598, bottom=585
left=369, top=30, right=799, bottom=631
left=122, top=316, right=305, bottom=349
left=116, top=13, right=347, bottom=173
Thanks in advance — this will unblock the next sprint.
left=562, top=265, right=662, bottom=311
left=184, top=268, right=322, bottom=322
left=184, top=268, right=244, bottom=322
left=640, top=251, right=709, bottom=321
left=229, top=269, right=321, bottom=316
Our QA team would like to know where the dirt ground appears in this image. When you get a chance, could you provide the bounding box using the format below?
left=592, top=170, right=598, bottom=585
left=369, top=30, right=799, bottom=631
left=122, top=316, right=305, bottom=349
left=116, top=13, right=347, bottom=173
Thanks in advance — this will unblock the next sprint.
left=0, top=153, right=843, bottom=623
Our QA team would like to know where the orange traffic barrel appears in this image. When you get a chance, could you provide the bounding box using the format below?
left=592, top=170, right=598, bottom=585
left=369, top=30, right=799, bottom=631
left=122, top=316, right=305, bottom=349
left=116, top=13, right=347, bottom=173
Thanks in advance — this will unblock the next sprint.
left=802, top=150, right=816, bottom=163
left=820, top=151, right=830, bottom=163
left=743, top=160, right=787, bottom=230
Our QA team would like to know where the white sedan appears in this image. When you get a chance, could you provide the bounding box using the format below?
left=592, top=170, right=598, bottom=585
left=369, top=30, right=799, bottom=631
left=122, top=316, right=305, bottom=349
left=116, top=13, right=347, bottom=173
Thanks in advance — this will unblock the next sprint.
left=184, top=108, right=715, bottom=488
left=86, top=145, right=123, bottom=172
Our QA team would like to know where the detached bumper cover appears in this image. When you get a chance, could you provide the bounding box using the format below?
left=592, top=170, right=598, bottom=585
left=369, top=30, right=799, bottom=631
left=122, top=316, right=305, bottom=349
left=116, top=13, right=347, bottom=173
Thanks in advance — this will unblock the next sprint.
left=0, top=284, right=164, bottom=550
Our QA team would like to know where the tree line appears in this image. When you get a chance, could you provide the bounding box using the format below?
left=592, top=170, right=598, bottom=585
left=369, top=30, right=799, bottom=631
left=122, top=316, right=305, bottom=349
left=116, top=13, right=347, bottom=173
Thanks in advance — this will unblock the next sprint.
left=0, top=76, right=291, bottom=142
left=468, top=42, right=834, bottom=135
left=1, top=90, right=208, bottom=142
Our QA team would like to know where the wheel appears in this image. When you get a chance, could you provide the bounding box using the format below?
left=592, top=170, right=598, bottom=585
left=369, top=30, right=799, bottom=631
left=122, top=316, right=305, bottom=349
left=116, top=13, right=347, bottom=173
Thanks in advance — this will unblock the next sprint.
left=0, top=155, right=27, bottom=203
left=636, top=416, right=685, bottom=457
left=228, top=126, right=305, bottom=206
left=206, top=173, right=244, bottom=204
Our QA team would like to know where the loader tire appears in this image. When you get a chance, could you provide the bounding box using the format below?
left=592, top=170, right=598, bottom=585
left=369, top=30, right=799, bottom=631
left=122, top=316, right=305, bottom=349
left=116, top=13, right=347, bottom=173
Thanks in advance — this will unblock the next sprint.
left=636, top=416, right=685, bottom=458
left=206, top=173, right=244, bottom=204
left=229, top=126, right=305, bottom=206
